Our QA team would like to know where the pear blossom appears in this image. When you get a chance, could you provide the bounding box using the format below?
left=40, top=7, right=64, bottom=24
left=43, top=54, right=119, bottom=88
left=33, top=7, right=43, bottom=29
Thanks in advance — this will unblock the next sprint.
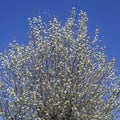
left=0, top=8, right=120, bottom=120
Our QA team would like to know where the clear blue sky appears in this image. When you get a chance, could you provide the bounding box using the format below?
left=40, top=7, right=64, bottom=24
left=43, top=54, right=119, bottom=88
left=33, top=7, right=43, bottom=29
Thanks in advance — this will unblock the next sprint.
left=0, top=0, right=120, bottom=119
left=0, top=1, right=120, bottom=66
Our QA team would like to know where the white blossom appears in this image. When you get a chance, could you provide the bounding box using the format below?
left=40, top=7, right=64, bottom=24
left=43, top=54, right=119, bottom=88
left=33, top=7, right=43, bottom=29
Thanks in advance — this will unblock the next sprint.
left=0, top=7, right=119, bottom=120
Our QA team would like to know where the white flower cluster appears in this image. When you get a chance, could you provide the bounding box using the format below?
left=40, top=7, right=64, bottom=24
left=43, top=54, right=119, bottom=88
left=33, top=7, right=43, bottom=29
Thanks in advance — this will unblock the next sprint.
left=0, top=7, right=119, bottom=120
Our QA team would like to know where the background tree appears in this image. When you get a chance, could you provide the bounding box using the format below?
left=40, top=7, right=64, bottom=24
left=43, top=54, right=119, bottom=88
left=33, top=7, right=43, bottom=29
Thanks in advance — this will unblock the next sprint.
left=0, top=8, right=120, bottom=120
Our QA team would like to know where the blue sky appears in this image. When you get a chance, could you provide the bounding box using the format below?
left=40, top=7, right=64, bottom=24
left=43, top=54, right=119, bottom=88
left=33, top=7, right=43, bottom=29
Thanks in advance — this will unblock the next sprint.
left=0, top=0, right=120, bottom=70
left=0, top=0, right=120, bottom=119
left=0, top=0, right=120, bottom=67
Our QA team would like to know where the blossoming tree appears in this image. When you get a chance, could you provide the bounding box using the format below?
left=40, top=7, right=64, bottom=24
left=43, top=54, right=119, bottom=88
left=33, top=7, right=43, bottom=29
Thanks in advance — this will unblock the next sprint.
left=0, top=8, right=120, bottom=120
